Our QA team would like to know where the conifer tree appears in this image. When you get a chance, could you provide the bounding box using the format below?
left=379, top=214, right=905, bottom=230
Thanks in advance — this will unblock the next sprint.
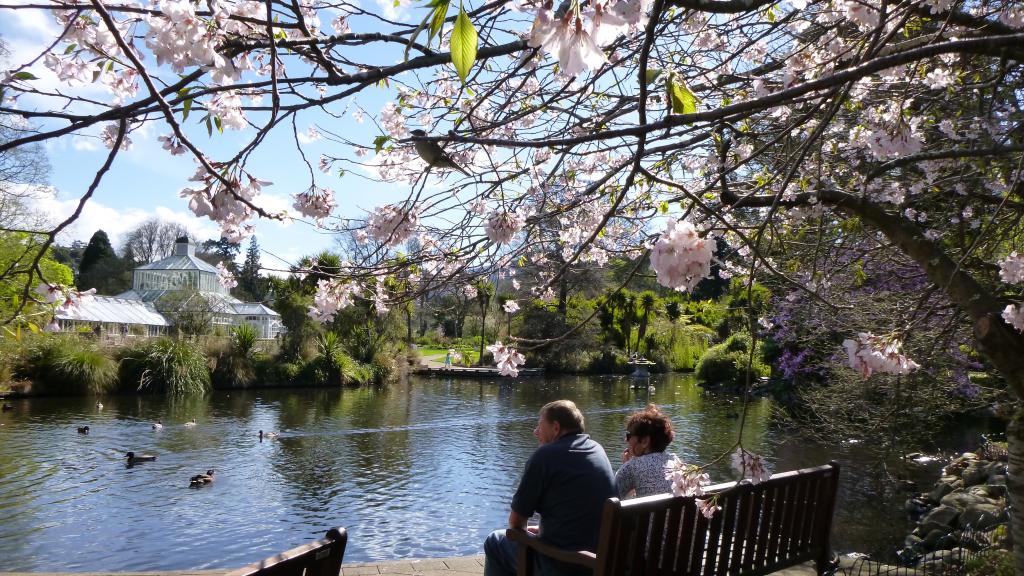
left=239, top=237, right=262, bottom=300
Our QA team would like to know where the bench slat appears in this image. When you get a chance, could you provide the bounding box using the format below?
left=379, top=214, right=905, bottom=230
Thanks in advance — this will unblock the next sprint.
left=519, top=462, right=839, bottom=576
left=714, top=483, right=741, bottom=575
left=226, top=527, right=347, bottom=576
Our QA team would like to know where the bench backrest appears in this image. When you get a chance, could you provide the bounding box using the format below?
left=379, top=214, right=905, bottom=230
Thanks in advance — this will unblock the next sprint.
left=593, top=462, right=840, bottom=576
left=225, top=527, right=348, bottom=576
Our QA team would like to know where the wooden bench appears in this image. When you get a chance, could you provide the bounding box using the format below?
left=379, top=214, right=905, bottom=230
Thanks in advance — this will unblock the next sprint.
left=226, top=527, right=348, bottom=576
left=509, top=462, right=840, bottom=576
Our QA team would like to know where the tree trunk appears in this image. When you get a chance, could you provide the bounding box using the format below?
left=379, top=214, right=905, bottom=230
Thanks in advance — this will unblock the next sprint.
left=1008, top=411, right=1024, bottom=576
left=478, top=308, right=487, bottom=367
left=558, top=277, right=568, bottom=317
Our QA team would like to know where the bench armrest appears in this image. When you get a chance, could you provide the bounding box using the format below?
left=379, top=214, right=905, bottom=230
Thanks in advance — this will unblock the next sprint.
left=506, top=529, right=597, bottom=572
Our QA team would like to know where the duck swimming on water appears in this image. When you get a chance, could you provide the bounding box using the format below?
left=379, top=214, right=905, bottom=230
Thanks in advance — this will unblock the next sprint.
left=152, top=421, right=163, bottom=430
left=259, top=430, right=279, bottom=441
left=126, top=451, right=157, bottom=464
left=77, top=426, right=90, bottom=435
left=183, top=418, right=197, bottom=428
left=189, top=469, right=215, bottom=487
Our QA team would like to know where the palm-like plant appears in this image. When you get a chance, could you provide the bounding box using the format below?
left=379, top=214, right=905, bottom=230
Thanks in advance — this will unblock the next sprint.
left=636, top=291, right=658, bottom=354
left=137, top=338, right=211, bottom=396
left=474, top=281, right=494, bottom=366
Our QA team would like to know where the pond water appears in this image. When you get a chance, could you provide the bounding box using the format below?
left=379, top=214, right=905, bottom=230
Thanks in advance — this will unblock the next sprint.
left=0, top=374, right=982, bottom=571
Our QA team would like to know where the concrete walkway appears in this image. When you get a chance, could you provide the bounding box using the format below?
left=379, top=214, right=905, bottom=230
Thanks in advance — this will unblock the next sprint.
left=0, top=555, right=824, bottom=576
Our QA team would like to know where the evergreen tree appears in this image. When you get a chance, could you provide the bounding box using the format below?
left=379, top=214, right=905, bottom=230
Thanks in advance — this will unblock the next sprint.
left=198, top=237, right=241, bottom=271
left=239, top=237, right=263, bottom=300
left=78, top=230, right=115, bottom=276
left=77, top=230, right=129, bottom=294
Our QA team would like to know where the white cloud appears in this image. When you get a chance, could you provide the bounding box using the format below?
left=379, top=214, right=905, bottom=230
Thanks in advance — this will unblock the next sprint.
left=29, top=192, right=221, bottom=248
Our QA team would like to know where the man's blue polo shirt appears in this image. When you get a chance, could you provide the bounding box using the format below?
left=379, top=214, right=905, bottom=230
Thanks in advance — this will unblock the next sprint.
left=511, top=432, right=616, bottom=551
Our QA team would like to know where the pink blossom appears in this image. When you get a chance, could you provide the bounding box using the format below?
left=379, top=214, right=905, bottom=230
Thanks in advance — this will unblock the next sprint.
left=463, top=284, right=478, bottom=299
left=998, top=252, right=1024, bottom=284
left=486, top=341, right=527, bottom=376
left=1003, top=304, right=1024, bottom=332
left=558, top=19, right=607, bottom=77
left=35, top=282, right=62, bottom=304
left=101, top=123, right=131, bottom=150
left=842, top=332, right=920, bottom=378
left=293, top=186, right=337, bottom=222
left=216, top=261, right=238, bottom=288
left=308, top=279, right=359, bottom=323
left=664, top=455, right=711, bottom=497
left=366, top=204, right=419, bottom=246
left=649, top=220, right=714, bottom=293
left=158, top=134, right=188, bottom=155
left=695, top=498, right=720, bottom=519
left=503, top=300, right=520, bottom=314
left=484, top=210, right=525, bottom=245
left=730, top=448, right=772, bottom=484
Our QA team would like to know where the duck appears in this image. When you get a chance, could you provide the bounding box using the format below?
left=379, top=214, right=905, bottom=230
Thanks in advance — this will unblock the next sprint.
left=183, top=418, right=197, bottom=428
left=189, top=469, right=215, bottom=487
left=259, top=430, right=279, bottom=441
left=1, top=403, right=13, bottom=411
left=95, top=401, right=104, bottom=410
left=647, top=385, right=656, bottom=393
left=151, top=421, right=163, bottom=430
left=77, top=425, right=90, bottom=435
left=125, top=451, right=157, bottom=464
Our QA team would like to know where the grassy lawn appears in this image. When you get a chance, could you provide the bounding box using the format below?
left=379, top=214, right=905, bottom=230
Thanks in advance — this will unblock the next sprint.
left=416, top=347, right=481, bottom=365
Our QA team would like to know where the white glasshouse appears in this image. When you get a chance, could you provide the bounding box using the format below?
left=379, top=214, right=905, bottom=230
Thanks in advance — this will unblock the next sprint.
left=55, top=239, right=283, bottom=340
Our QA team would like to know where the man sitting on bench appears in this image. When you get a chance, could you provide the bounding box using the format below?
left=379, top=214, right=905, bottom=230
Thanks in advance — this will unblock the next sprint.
left=483, top=400, right=616, bottom=576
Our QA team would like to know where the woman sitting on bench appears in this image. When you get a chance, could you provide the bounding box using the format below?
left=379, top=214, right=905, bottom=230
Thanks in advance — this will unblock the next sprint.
left=616, top=404, right=678, bottom=499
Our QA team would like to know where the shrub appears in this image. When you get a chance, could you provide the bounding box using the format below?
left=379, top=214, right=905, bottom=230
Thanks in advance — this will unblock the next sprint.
left=123, top=338, right=211, bottom=396
left=210, top=325, right=259, bottom=388
left=695, top=338, right=770, bottom=390
left=588, top=347, right=631, bottom=374
left=310, top=332, right=372, bottom=386
left=19, top=335, right=118, bottom=395
left=965, top=549, right=1013, bottom=576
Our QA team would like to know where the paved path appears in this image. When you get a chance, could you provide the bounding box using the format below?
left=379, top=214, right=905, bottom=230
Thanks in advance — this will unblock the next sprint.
left=0, top=555, right=827, bottom=576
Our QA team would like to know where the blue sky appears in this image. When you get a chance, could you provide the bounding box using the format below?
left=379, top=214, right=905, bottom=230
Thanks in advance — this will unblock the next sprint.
left=2, top=0, right=434, bottom=274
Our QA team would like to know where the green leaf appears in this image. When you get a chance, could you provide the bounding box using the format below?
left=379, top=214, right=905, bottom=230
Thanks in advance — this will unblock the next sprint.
left=450, top=3, right=478, bottom=83
left=667, top=74, right=698, bottom=115
left=429, top=0, right=450, bottom=40
left=205, top=116, right=213, bottom=137
left=182, top=98, right=193, bottom=121
left=337, top=168, right=346, bottom=178
left=644, top=69, right=662, bottom=85
left=64, top=43, right=76, bottom=54
left=214, top=116, right=224, bottom=133
left=373, top=135, right=390, bottom=153
left=27, top=322, right=40, bottom=334
left=659, top=201, right=669, bottom=214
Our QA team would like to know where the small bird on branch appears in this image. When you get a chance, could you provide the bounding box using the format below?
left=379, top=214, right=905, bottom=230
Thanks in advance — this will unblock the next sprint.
left=410, top=129, right=470, bottom=176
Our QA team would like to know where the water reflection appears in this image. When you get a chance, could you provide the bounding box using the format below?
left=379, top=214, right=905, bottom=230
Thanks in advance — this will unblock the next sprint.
left=0, top=374, right=982, bottom=571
